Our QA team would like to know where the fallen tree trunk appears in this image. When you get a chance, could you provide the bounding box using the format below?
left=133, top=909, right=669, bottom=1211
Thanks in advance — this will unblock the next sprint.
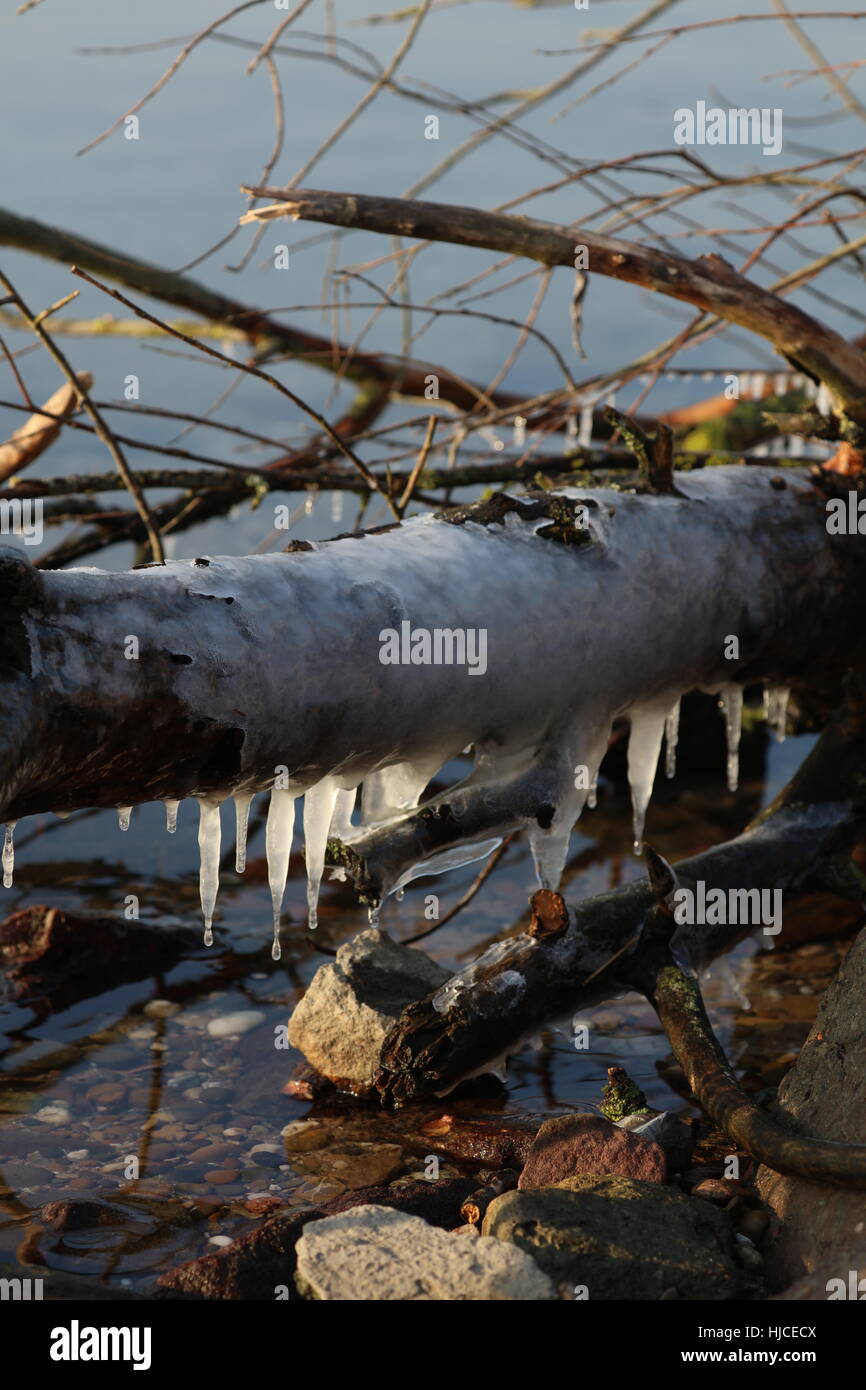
left=375, top=692, right=866, bottom=1106
left=0, top=466, right=863, bottom=952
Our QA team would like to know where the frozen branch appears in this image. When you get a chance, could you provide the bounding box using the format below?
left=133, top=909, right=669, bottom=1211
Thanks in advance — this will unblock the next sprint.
left=0, top=464, right=863, bottom=961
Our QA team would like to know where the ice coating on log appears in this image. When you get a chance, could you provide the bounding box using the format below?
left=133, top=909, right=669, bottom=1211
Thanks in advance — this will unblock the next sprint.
left=721, top=685, right=744, bottom=793
left=266, top=787, right=295, bottom=959
left=197, top=798, right=222, bottom=947
left=627, top=702, right=669, bottom=853
left=164, top=799, right=180, bottom=834
left=117, top=806, right=132, bottom=832
left=764, top=686, right=790, bottom=743
left=2, top=822, right=15, bottom=889
left=391, top=836, right=503, bottom=896
left=361, top=759, right=437, bottom=826
left=664, top=700, right=681, bottom=780
left=303, top=777, right=341, bottom=930
left=233, top=792, right=254, bottom=874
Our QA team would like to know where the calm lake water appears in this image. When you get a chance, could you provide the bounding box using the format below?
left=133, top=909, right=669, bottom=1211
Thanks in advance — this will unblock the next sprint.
left=0, top=0, right=858, bottom=1289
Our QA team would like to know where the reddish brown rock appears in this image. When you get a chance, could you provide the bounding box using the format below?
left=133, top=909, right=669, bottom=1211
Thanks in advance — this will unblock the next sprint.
left=518, top=1113, right=666, bottom=1189
left=415, top=1114, right=536, bottom=1168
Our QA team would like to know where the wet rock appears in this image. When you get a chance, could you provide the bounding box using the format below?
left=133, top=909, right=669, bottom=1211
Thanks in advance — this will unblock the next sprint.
left=756, top=924, right=866, bottom=1291
left=519, top=1113, right=666, bottom=1189
left=288, top=930, right=450, bottom=1095
left=294, top=1141, right=403, bottom=1190
left=0, top=906, right=197, bottom=1011
left=484, top=1175, right=742, bottom=1299
left=295, top=1206, right=554, bottom=1301
left=156, top=1176, right=478, bottom=1299
left=415, top=1114, right=536, bottom=1168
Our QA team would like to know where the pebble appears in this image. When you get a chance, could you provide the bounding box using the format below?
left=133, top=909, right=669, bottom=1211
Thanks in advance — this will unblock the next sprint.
left=86, top=1082, right=127, bottom=1106
left=206, top=1011, right=266, bottom=1039
left=35, top=1103, right=70, bottom=1125
left=208, top=1169, right=241, bottom=1185
left=207, top=1235, right=233, bottom=1247
left=691, top=1177, right=744, bottom=1204
left=144, top=1000, right=182, bottom=1019
left=189, top=1142, right=237, bottom=1164
left=281, top=1120, right=329, bottom=1154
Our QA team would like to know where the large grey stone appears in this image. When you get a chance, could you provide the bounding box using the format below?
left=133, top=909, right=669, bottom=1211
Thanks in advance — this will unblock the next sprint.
left=288, top=929, right=450, bottom=1095
left=483, top=1175, right=743, bottom=1300
left=757, top=925, right=866, bottom=1291
left=295, top=1204, right=555, bottom=1301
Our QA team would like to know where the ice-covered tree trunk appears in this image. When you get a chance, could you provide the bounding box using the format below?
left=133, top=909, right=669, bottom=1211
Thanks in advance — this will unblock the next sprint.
left=0, top=466, right=863, bottom=955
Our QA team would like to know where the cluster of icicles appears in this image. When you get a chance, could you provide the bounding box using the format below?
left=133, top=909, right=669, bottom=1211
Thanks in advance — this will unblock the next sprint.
left=0, top=685, right=790, bottom=956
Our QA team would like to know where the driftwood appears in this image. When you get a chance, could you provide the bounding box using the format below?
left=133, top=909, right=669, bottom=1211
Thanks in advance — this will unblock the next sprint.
left=242, top=186, right=866, bottom=426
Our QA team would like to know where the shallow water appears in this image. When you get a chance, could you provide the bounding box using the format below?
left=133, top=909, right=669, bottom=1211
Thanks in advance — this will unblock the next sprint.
left=0, top=0, right=862, bottom=1290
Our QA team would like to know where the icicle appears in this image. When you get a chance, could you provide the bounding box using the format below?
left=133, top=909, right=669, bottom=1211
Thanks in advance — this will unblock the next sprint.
left=664, top=699, right=681, bottom=780
left=164, top=799, right=180, bottom=834
left=763, top=686, right=790, bottom=743
left=330, top=786, right=357, bottom=840
left=563, top=414, right=578, bottom=456
left=720, top=685, right=743, bottom=793
left=266, top=787, right=296, bottom=957
left=627, top=703, right=669, bottom=853
left=513, top=415, right=526, bottom=448
left=117, top=806, right=132, bottom=832
left=197, top=799, right=222, bottom=947
left=816, top=383, right=833, bottom=416
left=303, top=778, right=341, bottom=930
left=330, top=490, right=344, bottom=524
left=578, top=405, right=594, bottom=448
left=2, top=822, right=16, bottom=888
left=234, top=792, right=254, bottom=874
left=304, top=489, right=315, bottom=516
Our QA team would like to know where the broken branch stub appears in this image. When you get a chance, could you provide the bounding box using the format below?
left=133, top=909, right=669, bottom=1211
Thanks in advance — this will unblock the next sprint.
left=0, top=466, right=863, bottom=948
